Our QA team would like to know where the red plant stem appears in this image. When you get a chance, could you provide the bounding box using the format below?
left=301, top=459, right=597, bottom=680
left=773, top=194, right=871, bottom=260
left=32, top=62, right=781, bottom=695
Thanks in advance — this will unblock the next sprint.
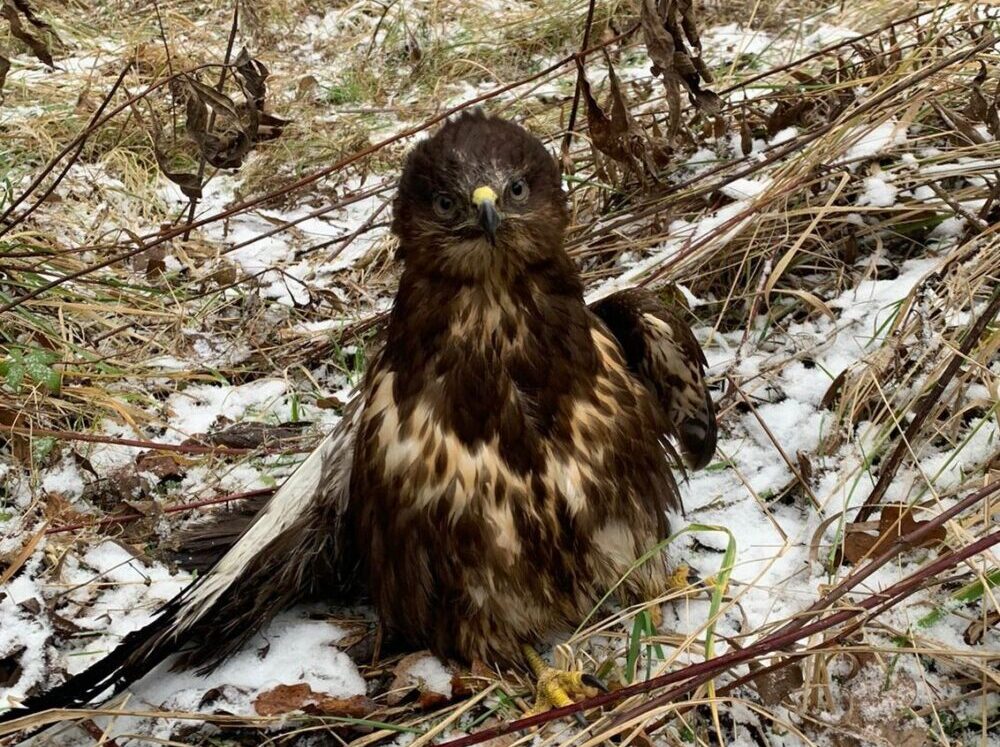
left=437, top=527, right=1000, bottom=747
left=44, top=487, right=274, bottom=535
left=777, top=480, right=1000, bottom=635
left=3, top=426, right=314, bottom=455
left=609, top=528, right=999, bottom=730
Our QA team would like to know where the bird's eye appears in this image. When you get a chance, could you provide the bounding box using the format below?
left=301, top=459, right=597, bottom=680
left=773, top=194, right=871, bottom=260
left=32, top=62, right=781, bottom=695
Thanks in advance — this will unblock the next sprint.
left=433, top=193, right=457, bottom=218
left=508, top=177, right=530, bottom=203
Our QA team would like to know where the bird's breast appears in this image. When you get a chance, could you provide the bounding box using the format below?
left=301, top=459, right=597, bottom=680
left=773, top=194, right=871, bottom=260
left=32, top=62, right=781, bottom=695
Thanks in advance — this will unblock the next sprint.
left=359, top=325, right=651, bottom=526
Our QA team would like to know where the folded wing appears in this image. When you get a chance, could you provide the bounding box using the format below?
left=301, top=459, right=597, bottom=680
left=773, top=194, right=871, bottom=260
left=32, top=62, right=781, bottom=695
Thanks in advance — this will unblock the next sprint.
left=590, top=288, right=717, bottom=470
left=0, top=396, right=363, bottom=724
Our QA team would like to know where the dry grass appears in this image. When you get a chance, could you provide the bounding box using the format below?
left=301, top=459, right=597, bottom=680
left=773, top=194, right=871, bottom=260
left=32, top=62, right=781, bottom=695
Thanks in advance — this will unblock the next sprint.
left=1, top=0, right=998, bottom=745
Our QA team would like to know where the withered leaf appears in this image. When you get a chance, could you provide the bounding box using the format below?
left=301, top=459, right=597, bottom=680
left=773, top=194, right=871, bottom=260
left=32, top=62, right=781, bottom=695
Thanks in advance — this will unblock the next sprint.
left=234, top=47, right=269, bottom=107
left=386, top=652, right=456, bottom=707
left=185, top=76, right=240, bottom=119
left=841, top=528, right=880, bottom=565
left=305, top=694, right=378, bottom=718
left=1, top=1, right=57, bottom=68
left=135, top=451, right=186, bottom=480
left=841, top=504, right=946, bottom=565
left=877, top=504, right=946, bottom=547
left=578, top=56, right=653, bottom=179
left=639, top=0, right=718, bottom=133
left=254, top=683, right=376, bottom=717
left=963, top=609, right=1000, bottom=646
left=751, top=660, right=804, bottom=705
left=156, top=160, right=203, bottom=199
left=200, top=129, right=252, bottom=170
left=640, top=0, right=681, bottom=136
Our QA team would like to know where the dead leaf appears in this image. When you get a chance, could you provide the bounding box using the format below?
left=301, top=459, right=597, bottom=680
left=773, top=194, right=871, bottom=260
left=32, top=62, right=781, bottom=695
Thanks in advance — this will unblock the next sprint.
left=185, top=75, right=241, bottom=118
left=963, top=609, right=1000, bottom=645
left=135, top=451, right=187, bottom=480
left=841, top=528, right=879, bottom=565
left=387, top=652, right=456, bottom=708
left=254, top=683, right=376, bottom=717
left=841, top=504, right=945, bottom=565
left=877, top=504, right=946, bottom=548
left=1, top=0, right=59, bottom=68
left=639, top=0, right=718, bottom=136
left=751, top=660, right=804, bottom=705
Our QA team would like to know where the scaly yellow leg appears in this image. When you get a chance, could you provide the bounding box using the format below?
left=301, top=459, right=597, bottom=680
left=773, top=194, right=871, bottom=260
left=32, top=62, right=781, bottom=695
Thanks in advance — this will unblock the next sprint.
left=521, top=645, right=605, bottom=725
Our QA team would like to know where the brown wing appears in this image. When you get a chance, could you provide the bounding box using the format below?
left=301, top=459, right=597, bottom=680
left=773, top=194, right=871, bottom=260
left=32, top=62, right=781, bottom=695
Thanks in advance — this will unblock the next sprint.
left=165, top=492, right=272, bottom=572
left=589, top=287, right=717, bottom=470
left=0, top=397, right=364, bottom=726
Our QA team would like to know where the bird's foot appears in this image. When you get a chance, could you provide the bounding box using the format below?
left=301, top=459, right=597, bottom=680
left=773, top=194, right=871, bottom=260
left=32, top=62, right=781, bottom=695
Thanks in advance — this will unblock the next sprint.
left=521, top=645, right=606, bottom=725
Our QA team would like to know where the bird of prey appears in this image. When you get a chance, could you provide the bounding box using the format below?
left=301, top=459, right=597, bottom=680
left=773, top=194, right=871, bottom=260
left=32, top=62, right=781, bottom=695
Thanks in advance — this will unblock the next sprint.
left=1, top=111, right=716, bottom=725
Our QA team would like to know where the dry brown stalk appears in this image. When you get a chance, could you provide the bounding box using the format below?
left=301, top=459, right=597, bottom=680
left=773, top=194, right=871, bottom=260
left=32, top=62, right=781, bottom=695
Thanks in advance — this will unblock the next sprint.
left=855, top=286, right=1000, bottom=522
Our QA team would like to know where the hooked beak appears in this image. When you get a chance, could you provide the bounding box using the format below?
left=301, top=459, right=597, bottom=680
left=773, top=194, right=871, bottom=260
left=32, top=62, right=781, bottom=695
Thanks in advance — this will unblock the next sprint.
left=472, top=185, right=501, bottom=245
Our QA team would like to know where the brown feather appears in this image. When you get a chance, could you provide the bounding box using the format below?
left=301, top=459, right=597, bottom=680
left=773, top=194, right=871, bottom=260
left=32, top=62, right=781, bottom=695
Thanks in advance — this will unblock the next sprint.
left=590, top=288, right=718, bottom=469
left=347, top=113, right=690, bottom=665
left=0, top=114, right=718, bottom=727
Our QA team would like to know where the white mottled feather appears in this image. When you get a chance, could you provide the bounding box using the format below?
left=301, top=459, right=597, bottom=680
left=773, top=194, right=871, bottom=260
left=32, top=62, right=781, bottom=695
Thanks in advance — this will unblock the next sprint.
left=173, top=397, right=363, bottom=634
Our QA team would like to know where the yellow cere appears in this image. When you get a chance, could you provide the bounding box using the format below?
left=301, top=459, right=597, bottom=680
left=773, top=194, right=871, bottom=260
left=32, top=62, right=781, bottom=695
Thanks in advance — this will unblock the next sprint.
left=472, top=186, right=498, bottom=206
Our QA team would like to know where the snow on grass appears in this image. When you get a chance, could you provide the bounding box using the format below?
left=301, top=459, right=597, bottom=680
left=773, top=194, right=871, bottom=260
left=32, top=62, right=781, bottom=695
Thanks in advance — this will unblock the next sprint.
left=130, top=612, right=365, bottom=715
left=701, top=24, right=783, bottom=66
left=164, top=378, right=290, bottom=443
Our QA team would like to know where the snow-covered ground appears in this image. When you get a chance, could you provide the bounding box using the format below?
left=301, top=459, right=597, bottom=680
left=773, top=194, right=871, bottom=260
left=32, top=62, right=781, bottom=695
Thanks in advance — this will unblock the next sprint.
left=1, top=2, right=998, bottom=745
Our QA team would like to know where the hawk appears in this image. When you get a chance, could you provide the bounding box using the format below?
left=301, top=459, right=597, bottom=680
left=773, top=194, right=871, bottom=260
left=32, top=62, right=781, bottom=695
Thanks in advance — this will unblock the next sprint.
left=1, top=111, right=716, bottom=723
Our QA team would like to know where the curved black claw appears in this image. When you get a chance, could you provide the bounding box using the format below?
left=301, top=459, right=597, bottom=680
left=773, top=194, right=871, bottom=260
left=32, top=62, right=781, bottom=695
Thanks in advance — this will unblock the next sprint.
left=581, top=673, right=609, bottom=694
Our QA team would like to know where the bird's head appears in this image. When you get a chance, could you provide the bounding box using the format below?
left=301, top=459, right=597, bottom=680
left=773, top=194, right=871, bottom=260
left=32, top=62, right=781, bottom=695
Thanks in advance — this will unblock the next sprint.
left=392, top=111, right=568, bottom=280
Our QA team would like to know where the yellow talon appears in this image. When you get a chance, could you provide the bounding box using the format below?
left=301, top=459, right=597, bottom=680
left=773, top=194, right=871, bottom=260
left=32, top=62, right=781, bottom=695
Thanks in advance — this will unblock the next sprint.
left=521, top=645, right=604, bottom=721
left=668, top=563, right=691, bottom=590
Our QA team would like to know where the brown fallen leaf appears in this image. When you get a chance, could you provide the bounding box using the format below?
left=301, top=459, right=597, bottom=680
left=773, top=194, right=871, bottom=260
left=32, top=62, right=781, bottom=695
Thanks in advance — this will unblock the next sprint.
left=386, top=651, right=456, bottom=708
left=750, top=659, right=804, bottom=706
left=253, top=683, right=376, bottom=717
left=877, top=504, right=947, bottom=547
left=135, top=451, right=187, bottom=480
left=963, top=609, right=1000, bottom=646
left=840, top=504, right=946, bottom=565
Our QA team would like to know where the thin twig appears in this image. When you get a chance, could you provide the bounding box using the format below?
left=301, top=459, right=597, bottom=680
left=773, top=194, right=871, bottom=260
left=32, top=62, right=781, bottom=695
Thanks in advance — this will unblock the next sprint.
left=0, top=25, right=640, bottom=316
left=45, top=487, right=275, bottom=535
left=855, top=285, right=1000, bottom=521
left=560, top=0, right=598, bottom=168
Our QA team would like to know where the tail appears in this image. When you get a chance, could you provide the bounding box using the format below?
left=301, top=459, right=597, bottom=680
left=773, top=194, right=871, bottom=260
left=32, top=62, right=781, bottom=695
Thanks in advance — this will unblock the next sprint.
left=0, top=397, right=362, bottom=731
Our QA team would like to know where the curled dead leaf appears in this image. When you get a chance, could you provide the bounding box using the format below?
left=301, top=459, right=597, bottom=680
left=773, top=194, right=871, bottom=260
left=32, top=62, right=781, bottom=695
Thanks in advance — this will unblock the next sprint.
left=1, top=0, right=60, bottom=68
left=963, top=609, right=1000, bottom=645
left=639, top=0, right=718, bottom=136
left=840, top=504, right=946, bottom=565
left=253, top=682, right=376, bottom=717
